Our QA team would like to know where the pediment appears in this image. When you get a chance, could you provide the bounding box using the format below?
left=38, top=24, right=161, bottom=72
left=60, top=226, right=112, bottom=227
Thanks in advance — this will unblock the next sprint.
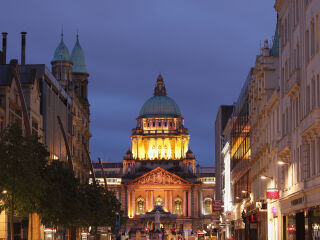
left=126, top=167, right=190, bottom=185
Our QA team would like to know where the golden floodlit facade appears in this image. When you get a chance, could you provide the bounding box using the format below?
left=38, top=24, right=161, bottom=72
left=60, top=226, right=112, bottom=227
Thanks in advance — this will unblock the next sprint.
left=98, top=75, right=216, bottom=238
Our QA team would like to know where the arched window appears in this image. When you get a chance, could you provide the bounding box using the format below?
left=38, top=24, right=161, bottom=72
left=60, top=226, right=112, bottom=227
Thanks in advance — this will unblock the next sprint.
left=136, top=197, right=144, bottom=215
left=204, top=198, right=212, bottom=215
left=174, top=198, right=182, bottom=215
left=155, top=197, right=163, bottom=206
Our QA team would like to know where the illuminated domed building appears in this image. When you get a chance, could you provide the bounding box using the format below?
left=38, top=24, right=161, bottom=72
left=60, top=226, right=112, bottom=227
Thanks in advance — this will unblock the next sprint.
left=93, top=75, right=215, bottom=237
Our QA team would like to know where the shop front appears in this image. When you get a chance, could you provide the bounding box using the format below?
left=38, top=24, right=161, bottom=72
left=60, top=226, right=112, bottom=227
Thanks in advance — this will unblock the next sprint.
left=233, top=219, right=245, bottom=240
left=243, top=202, right=267, bottom=240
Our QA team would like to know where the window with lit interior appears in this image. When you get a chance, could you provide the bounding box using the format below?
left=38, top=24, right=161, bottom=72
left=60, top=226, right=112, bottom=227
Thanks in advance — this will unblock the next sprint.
left=204, top=198, right=212, bottom=215
left=155, top=197, right=163, bottom=206
left=174, top=198, right=182, bottom=215
left=136, top=197, right=144, bottom=215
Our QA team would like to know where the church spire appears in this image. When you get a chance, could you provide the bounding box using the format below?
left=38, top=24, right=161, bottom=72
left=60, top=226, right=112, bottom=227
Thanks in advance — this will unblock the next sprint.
left=154, top=74, right=167, bottom=96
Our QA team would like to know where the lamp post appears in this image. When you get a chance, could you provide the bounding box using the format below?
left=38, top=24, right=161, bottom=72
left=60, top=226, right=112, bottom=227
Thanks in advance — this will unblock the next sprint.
left=207, top=224, right=214, bottom=240
left=260, top=175, right=273, bottom=180
left=277, top=160, right=289, bottom=166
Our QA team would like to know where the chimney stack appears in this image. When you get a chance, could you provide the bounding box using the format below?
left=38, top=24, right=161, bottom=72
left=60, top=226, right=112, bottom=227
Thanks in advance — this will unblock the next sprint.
left=21, top=32, right=26, bottom=65
left=2, top=32, right=7, bottom=64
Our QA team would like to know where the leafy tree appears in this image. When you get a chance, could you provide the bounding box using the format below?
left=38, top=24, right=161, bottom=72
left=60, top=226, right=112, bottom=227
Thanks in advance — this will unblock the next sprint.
left=79, top=183, right=126, bottom=236
left=0, top=124, right=49, bottom=240
left=38, top=161, right=83, bottom=228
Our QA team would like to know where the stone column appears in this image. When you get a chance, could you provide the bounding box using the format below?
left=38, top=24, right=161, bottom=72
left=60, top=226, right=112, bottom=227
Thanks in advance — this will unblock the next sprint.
left=136, top=138, right=139, bottom=159
left=311, top=139, right=316, bottom=176
left=132, top=191, right=135, bottom=217
left=169, top=190, right=173, bottom=213
left=165, top=190, right=168, bottom=210
left=151, top=191, right=154, bottom=209
left=301, top=140, right=309, bottom=180
left=183, top=190, right=187, bottom=217
left=188, top=190, right=192, bottom=217
left=316, top=137, right=320, bottom=174
left=128, top=190, right=131, bottom=217
left=200, top=190, right=203, bottom=216
left=146, top=190, right=149, bottom=212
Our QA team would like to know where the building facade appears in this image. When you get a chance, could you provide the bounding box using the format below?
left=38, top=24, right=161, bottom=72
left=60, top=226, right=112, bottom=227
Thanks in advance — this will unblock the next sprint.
left=215, top=106, right=234, bottom=202
left=248, top=36, right=280, bottom=240
left=274, top=0, right=320, bottom=239
left=93, top=76, right=216, bottom=238
left=51, top=32, right=91, bottom=183
left=0, top=31, right=91, bottom=240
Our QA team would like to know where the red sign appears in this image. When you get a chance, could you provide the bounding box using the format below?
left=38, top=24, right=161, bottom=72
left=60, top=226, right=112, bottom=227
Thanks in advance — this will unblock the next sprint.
left=213, top=200, right=223, bottom=212
left=266, top=188, right=279, bottom=199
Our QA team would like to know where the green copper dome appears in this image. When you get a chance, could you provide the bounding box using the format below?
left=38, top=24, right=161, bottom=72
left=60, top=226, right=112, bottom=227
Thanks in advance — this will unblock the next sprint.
left=139, top=75, right=181, bottom=118
left=71, top=35, right=87, bottom=73
left=52, top=34, right=71, bottom=62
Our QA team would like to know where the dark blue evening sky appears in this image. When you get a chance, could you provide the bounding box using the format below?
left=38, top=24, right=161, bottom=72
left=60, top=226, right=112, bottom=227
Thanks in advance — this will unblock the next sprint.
left=1, top=1, right=276, bottom=166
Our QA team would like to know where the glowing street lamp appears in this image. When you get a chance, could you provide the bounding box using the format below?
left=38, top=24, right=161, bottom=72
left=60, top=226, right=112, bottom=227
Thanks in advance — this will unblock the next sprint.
left=277, top=160, right=289, bottom=165
left=260, top=175, right=273, bottom=180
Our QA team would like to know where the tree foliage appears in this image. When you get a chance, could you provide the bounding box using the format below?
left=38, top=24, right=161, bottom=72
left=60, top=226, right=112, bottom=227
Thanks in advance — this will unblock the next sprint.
left=0, top=124, right=49, bottom=215
left=38, top=161, right=83, bottom=227
left=0, top=124, right=125, bottom=232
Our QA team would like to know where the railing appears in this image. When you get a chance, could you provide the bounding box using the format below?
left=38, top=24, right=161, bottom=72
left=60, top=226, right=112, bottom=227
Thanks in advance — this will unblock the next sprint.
left=132, top=128, right=189, bottom=135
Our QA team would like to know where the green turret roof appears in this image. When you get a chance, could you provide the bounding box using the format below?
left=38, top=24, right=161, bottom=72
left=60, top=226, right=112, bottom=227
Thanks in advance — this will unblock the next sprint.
left=71, top=34, right=87, bottom=73
left=52, top=32, right=71, bottom=62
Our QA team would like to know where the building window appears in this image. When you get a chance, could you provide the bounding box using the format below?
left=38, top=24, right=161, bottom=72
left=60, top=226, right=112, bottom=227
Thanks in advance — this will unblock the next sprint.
left=204, top=198, right=212, bottom=215
left=155, top=197, right=163, bottom=206
left=164, top=122, right=167, bottom=127
left=158, top=122, right=161, bottom=127
left=174, top=198, right=182, bottom=215
left=136, top=197, right=144, bottom=215
left=153, top=122, right=155, bottom=127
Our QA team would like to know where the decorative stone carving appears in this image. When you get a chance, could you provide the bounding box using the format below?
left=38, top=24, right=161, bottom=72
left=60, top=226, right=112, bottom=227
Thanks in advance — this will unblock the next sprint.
left=128, top=167, right=188, bottom=185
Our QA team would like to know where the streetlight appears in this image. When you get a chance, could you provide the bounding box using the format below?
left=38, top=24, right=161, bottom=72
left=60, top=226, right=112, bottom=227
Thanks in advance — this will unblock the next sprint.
left=277, top=160, right=289, bottom=165
left=207, top=224, right=214, bottom=239
left=260, top=175, right=273, bottom=180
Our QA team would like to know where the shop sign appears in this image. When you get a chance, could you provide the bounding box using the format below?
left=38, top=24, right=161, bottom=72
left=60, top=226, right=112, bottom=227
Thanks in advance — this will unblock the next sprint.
left=44, top=228, right=56, bottom=234
left=291, top=197, right=304, bottom=206
left=250, top=223, right=258, bottom=229
left=287, top=226, right=296, bottom=232
left=266, top=188, right=279, bottom=199
left=213, top=200, right=223, bottom=212
left=225, top=211, right=234, bottom=220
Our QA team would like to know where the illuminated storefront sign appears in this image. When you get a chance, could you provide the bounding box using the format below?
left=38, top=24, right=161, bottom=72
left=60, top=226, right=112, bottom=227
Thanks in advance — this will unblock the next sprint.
left=266, top=188, right=279, bottom=199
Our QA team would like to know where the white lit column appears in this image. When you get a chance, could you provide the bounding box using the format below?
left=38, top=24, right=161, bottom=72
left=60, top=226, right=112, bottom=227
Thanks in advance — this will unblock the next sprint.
left=151, top=191, right=154, bottom=209
left=146, top=190, right=149, bottom=212
left=132, top=191, right=135, bottom=217
left=183, top=190, right=187, bottom=217
left=127, top=190, right=131, bottom=217
left=164, top=190, right=168, bottom=210
left=200, top=190, right=203, bottom=215
left=169, top=190, right=173, bottom=212
left=188, top=190, right=192, bottom=217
